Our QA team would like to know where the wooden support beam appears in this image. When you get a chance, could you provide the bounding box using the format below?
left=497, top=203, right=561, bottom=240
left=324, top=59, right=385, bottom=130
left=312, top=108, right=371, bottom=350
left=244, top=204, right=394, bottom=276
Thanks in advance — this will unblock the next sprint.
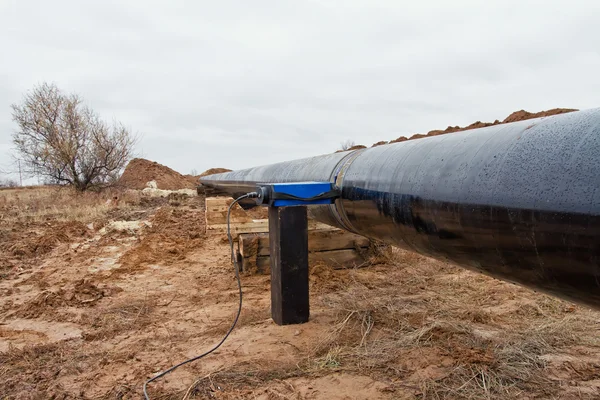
left=239, top=230, right=370, bottom=273
left=240, top=230, right=370, bottom=256
left=206, top=220, right=333, bottom=238
left=243, top=248, right=366, bottom=273
left=269, top=206, right=309, bottom=325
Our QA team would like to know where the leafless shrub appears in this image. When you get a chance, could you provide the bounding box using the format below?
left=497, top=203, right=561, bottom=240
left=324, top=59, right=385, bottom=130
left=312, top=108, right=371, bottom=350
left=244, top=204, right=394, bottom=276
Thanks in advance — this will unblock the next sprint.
left=11, top=83, right=137, bottom=191
left=339, top=140, right=356, bottom=151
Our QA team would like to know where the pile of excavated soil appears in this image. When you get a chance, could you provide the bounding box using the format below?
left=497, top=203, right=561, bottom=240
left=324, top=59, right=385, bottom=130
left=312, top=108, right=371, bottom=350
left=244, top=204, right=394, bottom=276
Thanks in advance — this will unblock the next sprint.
left=388, top=108, right=577, bottom=144
left=180, top=169, right=232, bottom=189
left=117, top=204, right=206, bottom=272
left=118, top=159, right=197, bottom=190
left=347, top=108, right=578, bottom=150
left=198, top=168, right=232, bottom=178
left=4, top=221, right=90, bottom=260
left=501, top=108, right=576, bottom=123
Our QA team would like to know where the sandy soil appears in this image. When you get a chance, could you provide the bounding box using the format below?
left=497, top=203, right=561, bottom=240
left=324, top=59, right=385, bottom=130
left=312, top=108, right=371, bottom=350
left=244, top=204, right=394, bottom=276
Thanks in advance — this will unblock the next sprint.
left=1, top=187, right=600, bottom=399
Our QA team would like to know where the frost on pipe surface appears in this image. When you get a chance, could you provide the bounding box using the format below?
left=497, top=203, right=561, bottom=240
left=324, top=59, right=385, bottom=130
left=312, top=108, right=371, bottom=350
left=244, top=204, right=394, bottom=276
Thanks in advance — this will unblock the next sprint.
left=201, top=109, right=600, bottom=309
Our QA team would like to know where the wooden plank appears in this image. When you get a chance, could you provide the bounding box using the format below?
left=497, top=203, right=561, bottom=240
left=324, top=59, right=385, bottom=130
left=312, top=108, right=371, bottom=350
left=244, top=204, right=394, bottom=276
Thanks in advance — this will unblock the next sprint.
left=206, top=211, right=252, bottom=225
left=239, top=233, right=260, bottom=262
left=246, top=248, right=366, bottom=274
left=269, top=206, right=309, bottom=325
left=205, top=200, right=232, bottom=212
left=207, top=221, right=269, bottom=230
left=205, top=197, right=253, bottom=226
left=205, top=197, right=230, bottom=203
left=206, top=205, right=230, bottom=212
left=239, top=230, right=370, bottom=257
left=309, top=221, right=334, bottom=230
left=205, top=197, right=229, bottom=207
left=207, top=220, right=270, bottom=238
left=207, top=220, right=333, bottom=236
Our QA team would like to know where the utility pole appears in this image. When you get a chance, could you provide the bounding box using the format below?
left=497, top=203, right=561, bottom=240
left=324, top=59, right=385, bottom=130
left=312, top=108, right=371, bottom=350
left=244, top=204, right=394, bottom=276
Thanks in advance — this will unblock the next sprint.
left=18, top=160, right=22, bottom=187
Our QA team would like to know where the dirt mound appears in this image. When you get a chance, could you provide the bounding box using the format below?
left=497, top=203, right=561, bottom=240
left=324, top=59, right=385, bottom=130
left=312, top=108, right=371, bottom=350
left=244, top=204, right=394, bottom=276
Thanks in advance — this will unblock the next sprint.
left=13, top=280, right=110, bottom=318
left=198, top=168, right=232, bottom=178
left=388, top=108, right=578, bottom=145
left=502, top=108, right=577, bottom=123
left=372, top=141, right=388, bottom=147
left=118, top=205, right=206, bottom=271
left=6, top=221, right=90, bottom=259
left=118, top=158, right=197, bottom=190
left=390, top=136, right=409, bottom=143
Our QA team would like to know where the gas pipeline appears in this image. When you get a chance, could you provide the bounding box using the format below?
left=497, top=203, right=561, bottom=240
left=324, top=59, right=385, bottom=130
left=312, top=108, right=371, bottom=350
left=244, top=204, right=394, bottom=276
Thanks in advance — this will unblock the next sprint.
left=200, top=108, right=600, bottom=309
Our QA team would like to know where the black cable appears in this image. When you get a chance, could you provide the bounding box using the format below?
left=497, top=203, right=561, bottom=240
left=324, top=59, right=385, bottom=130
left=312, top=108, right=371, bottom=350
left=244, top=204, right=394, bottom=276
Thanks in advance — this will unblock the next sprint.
left=143, top=192, right=257, bottom=400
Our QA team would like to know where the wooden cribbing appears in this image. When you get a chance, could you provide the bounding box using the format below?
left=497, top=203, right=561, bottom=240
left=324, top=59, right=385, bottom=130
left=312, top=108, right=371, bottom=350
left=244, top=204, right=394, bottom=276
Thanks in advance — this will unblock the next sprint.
left=205, top=196, right=373, bottom=273
left=205, top=197, right=332, bottom=238
left=239, top=229, right=370, bottom=273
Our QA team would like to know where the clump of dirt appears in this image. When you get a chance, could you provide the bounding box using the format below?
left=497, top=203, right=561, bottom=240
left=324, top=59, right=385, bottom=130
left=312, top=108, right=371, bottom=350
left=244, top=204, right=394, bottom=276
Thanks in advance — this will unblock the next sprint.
left=336, top=145, right=367, bottom=153
left=424, top=120, right=500, bottom=137
left=390, top=136, right=409, bottom=143
left=198, top=167, right=232, bottom=177
left=118, top=206, right=206, bottom=271
left=387, top=108, right=578, bottom=145
left=13, top=291, right=68, bottom=318
left=372, top=141, right=388, bottom=147
left=118, top=158, right=197, bottom=190
left=70, top=279, right=107, bottom=304
left=9, top=231, right=68, bottom=258
left=5, top=221, right=90, bottom=259
left=13, top=280, right=113, bottom=318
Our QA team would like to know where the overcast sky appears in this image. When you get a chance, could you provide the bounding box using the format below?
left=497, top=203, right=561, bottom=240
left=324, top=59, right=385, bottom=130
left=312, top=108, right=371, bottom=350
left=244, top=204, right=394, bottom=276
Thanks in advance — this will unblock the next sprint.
left=1, top=0, right=599, bottom=180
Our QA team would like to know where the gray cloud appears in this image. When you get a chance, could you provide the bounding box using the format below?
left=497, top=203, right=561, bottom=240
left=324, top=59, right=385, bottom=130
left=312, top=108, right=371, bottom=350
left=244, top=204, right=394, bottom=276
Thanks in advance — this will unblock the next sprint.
left=2, top=0, right=600, bottom=180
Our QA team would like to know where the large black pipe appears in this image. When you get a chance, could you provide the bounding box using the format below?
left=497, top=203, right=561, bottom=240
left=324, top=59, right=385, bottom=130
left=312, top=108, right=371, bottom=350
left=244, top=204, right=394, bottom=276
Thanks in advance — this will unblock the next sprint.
left=201, top=109, right=600, bottom=309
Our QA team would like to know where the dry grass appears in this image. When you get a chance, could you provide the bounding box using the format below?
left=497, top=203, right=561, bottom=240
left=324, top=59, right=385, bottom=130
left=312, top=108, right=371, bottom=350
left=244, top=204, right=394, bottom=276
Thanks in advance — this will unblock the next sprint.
left=178, top=249, right=600, bottom=399
left=0, top=186, right=142, bottom=224
left=0, top=341, right=87, bottom=399
left=80, top=297, right=155, bottom=341
left=304, top=250, right=600, bottom=399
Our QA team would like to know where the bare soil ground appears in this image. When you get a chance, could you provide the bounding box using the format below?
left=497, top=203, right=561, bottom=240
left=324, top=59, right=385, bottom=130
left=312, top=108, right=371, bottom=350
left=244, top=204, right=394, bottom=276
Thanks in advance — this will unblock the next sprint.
left=2, top=186, right=600, bottom=399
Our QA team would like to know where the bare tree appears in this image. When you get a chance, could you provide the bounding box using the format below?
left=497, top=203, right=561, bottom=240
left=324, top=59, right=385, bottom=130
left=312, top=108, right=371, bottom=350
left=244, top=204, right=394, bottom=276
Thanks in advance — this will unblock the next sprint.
left=11, top=83, right=136, bottom=191
left=340, top=140, right=356, bottom=151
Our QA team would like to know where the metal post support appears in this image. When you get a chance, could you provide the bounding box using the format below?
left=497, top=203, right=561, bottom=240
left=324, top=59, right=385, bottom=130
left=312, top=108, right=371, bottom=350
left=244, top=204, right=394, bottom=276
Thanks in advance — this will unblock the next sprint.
left=268, top=205, right=309, bottom=325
